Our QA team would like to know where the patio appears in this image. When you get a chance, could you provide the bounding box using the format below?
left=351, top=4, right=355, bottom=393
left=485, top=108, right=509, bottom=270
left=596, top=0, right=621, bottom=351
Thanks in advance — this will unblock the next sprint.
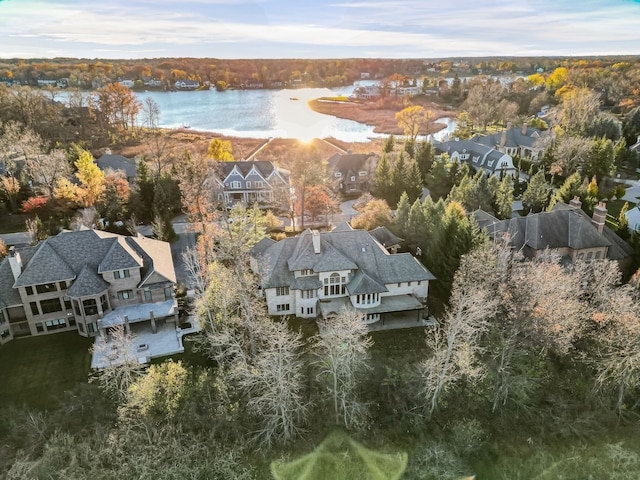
left=91, top=321, right=184, bottom=369
left=100, top=299, right=177, bottom=328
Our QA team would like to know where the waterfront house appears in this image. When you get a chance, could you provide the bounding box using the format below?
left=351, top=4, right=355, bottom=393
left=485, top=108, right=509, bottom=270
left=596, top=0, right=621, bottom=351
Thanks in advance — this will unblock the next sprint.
left=434, top=139, right=517, bottom=177
left=326, top=153, right=378, bottom=197
left=472, top=123, right=547, bottom=161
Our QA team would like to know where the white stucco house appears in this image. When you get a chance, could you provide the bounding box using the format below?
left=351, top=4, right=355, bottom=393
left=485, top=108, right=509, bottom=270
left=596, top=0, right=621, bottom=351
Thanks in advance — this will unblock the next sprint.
left=434, top=139, right=517, bottom=177
left=250, top=223, right=435, bottom=328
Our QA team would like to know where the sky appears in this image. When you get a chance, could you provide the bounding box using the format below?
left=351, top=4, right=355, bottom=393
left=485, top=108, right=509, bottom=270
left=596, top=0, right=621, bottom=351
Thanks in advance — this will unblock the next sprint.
left=1, top=0, right=639, bottom=59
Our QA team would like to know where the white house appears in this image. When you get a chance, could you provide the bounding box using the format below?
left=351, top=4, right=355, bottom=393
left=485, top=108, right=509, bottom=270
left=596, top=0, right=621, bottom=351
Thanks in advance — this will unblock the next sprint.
left=434, top=139, right=517, bottom=176
left=251, top=223, right=435, bottom=328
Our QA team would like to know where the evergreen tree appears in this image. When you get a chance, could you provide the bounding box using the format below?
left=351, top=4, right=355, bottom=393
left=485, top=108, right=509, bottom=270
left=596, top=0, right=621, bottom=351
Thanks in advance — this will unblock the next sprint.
left=522, top=171, right=550, bottom=213
left=406, top=161, right=424, bottom=203
left=622, top=105, right=640, bottom=146
left=494, top=174, right=515, bottom=220
left=548, top=172, right=584, bottom=210
left=390, top=152, right=408, bottom=205
left=618, top=202, right=630, bottom=240
left=130, top=160, right=156, bottom=223
left=415, top=142, right=435, bottom=180
left=394, top=192, right=411, bottom=238
left=382, top=135, right=395, bottom=154
left=372, top=154, right=392, bottom=204
left=426, top=154, right=453, bottom=200
left=406, top=198, right=426, bottom=246
left=585, top=137, right=614, bottom=181
left=403, top=138, right=415, bottom=159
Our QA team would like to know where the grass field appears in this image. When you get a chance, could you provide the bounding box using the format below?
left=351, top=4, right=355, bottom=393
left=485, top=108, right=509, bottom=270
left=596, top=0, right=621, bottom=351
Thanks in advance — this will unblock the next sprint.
left=0, top=331, right=93, bottom=409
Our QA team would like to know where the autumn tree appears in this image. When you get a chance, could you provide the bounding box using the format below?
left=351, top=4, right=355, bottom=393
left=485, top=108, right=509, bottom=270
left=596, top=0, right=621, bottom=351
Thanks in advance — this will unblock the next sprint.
left=304, top=184, right=339, bottom=227
left=208, top=138, right=234, bottom=162
left=289, top=145, right=325, bottom=230
left=395, top=105, right=434, bottom=142
left=350, top=197, right=393, bottom=231
left=175, top=150, right=215, bottom=227
left=74, top=149, right=105, bottom=207
left=91, top=82, right=141, bottom=134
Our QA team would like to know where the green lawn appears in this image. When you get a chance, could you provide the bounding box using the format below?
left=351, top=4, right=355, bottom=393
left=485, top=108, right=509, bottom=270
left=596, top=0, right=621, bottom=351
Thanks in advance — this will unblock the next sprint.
left=0, top=331, right=93, bottom=409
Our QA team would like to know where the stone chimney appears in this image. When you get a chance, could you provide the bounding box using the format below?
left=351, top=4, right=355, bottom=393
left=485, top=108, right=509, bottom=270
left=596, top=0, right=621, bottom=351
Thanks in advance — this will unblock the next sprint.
left=522, top=122, right=528, bottom=135
left=500, top=129, right=507, bottom=148
left=592, top=202, right=607, bottom=233
left=7, top=246, right=22, bottom=281
left=312, top=230, right=321, bottom=254
left=569, top=196, right=582, bottom=210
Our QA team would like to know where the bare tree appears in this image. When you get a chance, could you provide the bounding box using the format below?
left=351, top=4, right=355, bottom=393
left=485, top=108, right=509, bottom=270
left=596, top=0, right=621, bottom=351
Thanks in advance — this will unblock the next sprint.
left=314, top=307, right=373, bottom=429
left=90, top=324, right=145, bottom=403
left=26, top=148, right=72, bottom=199
left=421, top=245, right=500, bottom=417
left=239, top=320, right=308, bottom=448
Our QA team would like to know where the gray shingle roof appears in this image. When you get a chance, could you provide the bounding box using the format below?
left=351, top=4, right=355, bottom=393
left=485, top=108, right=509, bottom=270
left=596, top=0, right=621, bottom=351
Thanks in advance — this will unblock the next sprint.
left=369, top=226, right=403, bottom=248
left=13, top=242, right=76, bottom=287
left=98, top=237, right=143, bottom=273
left=96, top=154, right=137, bottom=179
left=0, top=259, right=22, bottom=307
left=347, top=270, right=388, bottom=295
left=66, top=264, right=110, bottom=297
left=254, top=227, right=435, bottom=293
left=473, top=126, right=542, bottom=150
left=474, top=203, right=631, bottom=262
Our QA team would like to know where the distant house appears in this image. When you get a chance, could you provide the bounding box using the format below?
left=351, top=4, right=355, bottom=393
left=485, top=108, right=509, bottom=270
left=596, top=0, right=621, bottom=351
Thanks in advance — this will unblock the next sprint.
left=214, top=160, right=292, bottom=212
left=96, top=151, right=138, bottom=183
left=0, top=230, right=178, bottom=354
left=37, top=79, right=57, bottom=86
left=472, top=123, right=547, bottom=161
left=250, top=223, right=435, bottom=328
left=351, top=85, right=380, bottom=100
left=174, top=80, right=200, bottom=90
left=326, top=153, right=378, bottom=196
left=434, top=139, right=517, bottom=177
left=474, top=199, right=633, bottom=271
left=118, top=79, right=134, bottom=88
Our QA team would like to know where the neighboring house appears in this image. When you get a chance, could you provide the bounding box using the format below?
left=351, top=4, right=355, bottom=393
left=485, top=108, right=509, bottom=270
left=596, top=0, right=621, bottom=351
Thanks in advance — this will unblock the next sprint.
left=117, top=79, right=134, bottom=88
left=351, top=85, right=380, bottom=100
left=175, top=80, right=200, bottom=89
left=326, top=153, right=378, bottom=196
left=214, top=160, right=292, bottom=212
left=250, top=223, right=435, bottom=328
left=368, top=226, right=403, bottom=254
left=474, top=198, right=633, bottom=271
left=434, top=139, right=517, bottom=177
left=472, top=123, right=547, bottom=161
left=96, top=151, right=138, bottom=183
left=0, top=229, right=178, bottom=350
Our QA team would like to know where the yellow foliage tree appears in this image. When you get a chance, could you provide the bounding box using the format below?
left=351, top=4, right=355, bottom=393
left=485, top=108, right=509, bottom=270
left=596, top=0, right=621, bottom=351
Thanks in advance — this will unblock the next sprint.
left=75, top=150, right=105, bottom=207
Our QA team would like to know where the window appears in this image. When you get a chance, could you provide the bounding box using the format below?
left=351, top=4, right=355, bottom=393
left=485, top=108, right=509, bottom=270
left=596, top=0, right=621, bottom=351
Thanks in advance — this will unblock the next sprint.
left=408, top=281, right=412, bottom=287
left=78, top=322, right=85, bottom=333
left=164, top=287, right=172, bottom=300
left=25, top=286, right=34, bottom=296
left=595, top=251, right=602, bottom=260
left=1, top=329, right=10, bottom=339
left=358, top=171, right=367, bottom=176
left=302, top=290, right=315, bottom=299
left=36, top=322, right=44, bottom=333
left=30, top=302, right=39, bottom=316
left=45, top=318, right=66, bottom=330
left=114, top=270, right=130, bottom=279
left=417, top=281, right=421, bottom=286
left=276, top=304, right=290, bottom=312
left=230, top=181, right=241, bottom=189
left=63, top=296, right=71, bottom=310
left=255, top=180, right=264, bottom=188
left=83, top=299, right=98, bottom=316
left=306, top=307, right=314, bottom=315
left=324, top=273, right=345, bottom=296
left=88, top=322, right=98, bottom=333
left=59, top=281, right=67, bottom=290
left=144, top=289, right=152, bottom=301
left=351, top=176, right=356, bottom=181
left=334, top=172, right=342, bottom=177
left=41, top=298, right=63, bottom=314
left=0, top=311, right=5, bottom=325
left=246, top=181, right=251, bottom=188
left=73, top=300, right=81, bottom=315
left=276, top=286, right=289, bottom=296
left=100, top=294, right=108, bottom=313
left=117, top=290, right=134, bottom=300
left=68, top=317, right=76, bottom=327
left=36, top=283, right=57, bottom=294
left=397, top=282, right=401, bottom=288
left=300, top=269, right=313, bottom=276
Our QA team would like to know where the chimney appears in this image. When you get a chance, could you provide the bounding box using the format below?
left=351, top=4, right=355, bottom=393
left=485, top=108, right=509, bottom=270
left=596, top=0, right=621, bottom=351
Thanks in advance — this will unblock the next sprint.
left=522, top=122, right=528, bottom=135
left=592, top=202, right=607, bottom=233
left=500, top=129, right=507, bottom=148
left=312, top=230, right=321, bottom=254
left=7, top=247, right=22, bottom=281
left=569, top=196, right=582, bottom=210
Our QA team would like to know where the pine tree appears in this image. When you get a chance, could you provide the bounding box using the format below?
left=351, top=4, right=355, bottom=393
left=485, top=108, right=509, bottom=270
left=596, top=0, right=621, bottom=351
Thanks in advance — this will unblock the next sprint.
left=406, top=161, right=424, bottom=203
left=372, top=154, right=392, bottom=204
left=494, top=174, right=515, bottom=220
left=522, top=171, right=550, bottom=213
left=548, top=172, right=584, bottom=210
left=390, top=152, right=408, bottom=205
left=406, top=198, right=426, bottom=246
left=415, top=142, right=434, bottom=180
left=394, top=192, right=411, bottom=238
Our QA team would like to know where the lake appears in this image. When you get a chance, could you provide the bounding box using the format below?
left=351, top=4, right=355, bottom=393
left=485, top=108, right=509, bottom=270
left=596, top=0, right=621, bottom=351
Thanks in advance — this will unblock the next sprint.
left=135, top=86, right=456, bottom=142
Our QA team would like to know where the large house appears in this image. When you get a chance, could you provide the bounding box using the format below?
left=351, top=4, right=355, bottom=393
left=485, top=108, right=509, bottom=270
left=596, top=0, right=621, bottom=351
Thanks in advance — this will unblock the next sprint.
left=434, top=139, right=517, bottom=177
left=214, top=160, right=292, bottom=212
left=472, top=123, right=546, bottom=161
left=326, top=153, right=378, bottom=197
left=0, top=229, right=178, bottom=354
left=474, top=198, right=633, bottom=271
left=250, top=223, right=435, bottom=328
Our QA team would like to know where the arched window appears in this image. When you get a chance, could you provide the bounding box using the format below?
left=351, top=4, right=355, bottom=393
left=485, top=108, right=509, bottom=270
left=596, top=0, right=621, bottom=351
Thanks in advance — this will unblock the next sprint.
left=324, top=273, right=346, bottom=296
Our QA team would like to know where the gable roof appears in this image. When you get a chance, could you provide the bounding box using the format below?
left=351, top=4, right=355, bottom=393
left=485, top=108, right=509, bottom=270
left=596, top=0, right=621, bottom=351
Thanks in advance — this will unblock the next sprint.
left=434, top=139, right=513, bottom=174
left=369, top=226, right=403, bottom=248
left=473, top=125, right=543, bottom=150
left=326, top=153, right=376, bottom=176
left=66, top=264, right=110, bottom=297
